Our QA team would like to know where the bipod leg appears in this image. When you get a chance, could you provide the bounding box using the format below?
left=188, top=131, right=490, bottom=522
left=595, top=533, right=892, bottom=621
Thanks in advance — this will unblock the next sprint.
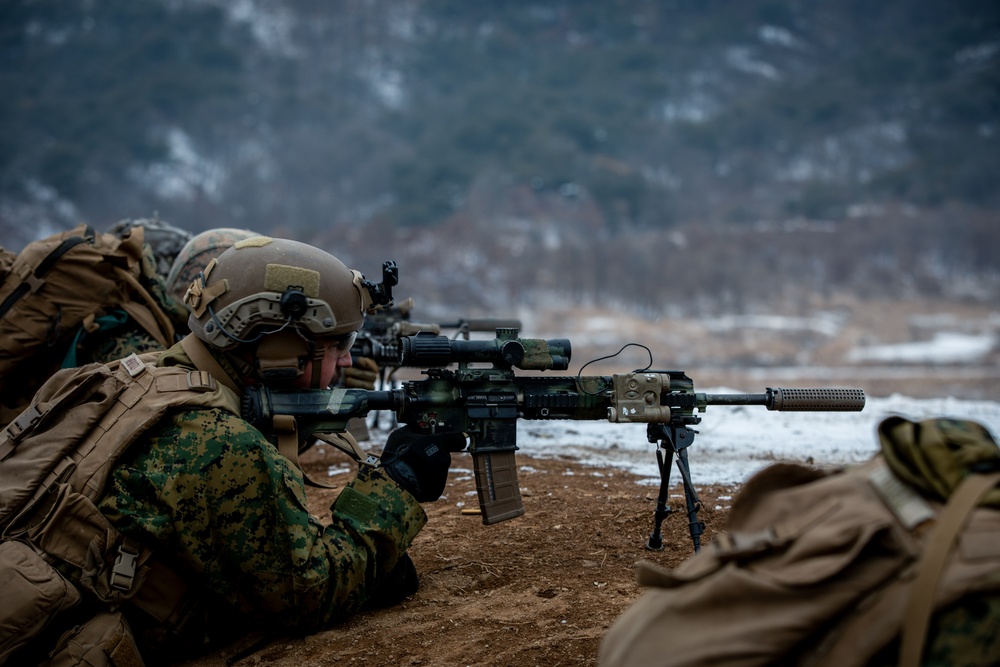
left=675, top=443, right=704, bottom=552
left=645, top=426, right=676, bottom=551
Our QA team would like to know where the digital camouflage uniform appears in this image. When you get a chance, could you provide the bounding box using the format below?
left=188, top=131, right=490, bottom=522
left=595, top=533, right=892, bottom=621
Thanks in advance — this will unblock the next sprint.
left=96, top=342, right=426, bottom=647
left=864, top=597, right=1000, bottom=667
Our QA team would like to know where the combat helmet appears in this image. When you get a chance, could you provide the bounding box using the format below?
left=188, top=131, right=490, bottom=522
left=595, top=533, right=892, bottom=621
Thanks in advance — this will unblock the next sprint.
left=166, top=228, right=260, bottom=303
left=184, top=236, right=395, bottom=386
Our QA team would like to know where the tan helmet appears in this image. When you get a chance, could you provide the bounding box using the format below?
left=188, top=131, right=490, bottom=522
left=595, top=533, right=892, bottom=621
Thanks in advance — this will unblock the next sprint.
left=184, top=236, right=394, bottom=386
left=186, top=235, right=376, bottom=346
left=166, top=227, right=260, bottom=303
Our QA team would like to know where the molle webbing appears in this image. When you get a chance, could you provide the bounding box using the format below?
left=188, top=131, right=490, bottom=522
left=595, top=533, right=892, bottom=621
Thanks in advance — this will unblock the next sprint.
left=2, top=355, right=241, bottom=637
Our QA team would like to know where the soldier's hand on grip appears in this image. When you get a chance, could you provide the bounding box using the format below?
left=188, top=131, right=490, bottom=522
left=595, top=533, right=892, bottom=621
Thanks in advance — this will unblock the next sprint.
left=380, top=426, right=462, bottom=502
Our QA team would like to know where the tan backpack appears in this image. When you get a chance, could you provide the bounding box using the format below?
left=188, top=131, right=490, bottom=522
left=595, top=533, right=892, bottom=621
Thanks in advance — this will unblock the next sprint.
left=0, top=224, right=177, bottom=427
left=0, top=351, right=240, bottom=666
left=599, top=417, right=1000, bottom=667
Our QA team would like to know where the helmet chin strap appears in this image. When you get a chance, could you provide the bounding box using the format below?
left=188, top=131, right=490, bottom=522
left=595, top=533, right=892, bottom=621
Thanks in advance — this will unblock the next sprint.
left=254, top=332, right=311, bottom=385
left=310, top=341, right=326, bottom=389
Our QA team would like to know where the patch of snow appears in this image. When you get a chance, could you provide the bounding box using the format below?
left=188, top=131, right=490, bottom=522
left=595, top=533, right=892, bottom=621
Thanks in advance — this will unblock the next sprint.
left=847, top=333, right=996, bottom=364
left=510, top=393, right=1000, bottom=486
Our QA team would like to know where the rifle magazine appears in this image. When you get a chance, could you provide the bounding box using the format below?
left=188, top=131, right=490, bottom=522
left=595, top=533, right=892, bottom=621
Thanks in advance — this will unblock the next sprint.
left=472, top=450, right=525, bottom=524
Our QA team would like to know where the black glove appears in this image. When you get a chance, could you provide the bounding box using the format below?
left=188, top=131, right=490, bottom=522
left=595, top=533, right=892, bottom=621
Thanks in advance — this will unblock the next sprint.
left=361, top=553, right=419, bottom=611
left=380, top=426, right=463, bottom=502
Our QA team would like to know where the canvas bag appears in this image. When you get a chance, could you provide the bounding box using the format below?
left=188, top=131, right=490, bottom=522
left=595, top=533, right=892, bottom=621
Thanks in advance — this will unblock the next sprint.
left=0, top=351, right=240, bottom=665
left=599, top=417, right=1000, bottom=667
left=0, top=224, right=177, bottom=426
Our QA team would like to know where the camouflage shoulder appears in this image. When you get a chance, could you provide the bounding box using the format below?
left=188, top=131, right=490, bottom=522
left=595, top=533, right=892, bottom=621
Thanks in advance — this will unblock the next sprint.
left=81, top=327, right=166, bottom=366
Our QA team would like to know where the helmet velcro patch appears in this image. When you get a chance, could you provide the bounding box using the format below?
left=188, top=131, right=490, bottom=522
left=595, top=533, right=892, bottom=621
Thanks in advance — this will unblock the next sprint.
left=234, top=236, right=272, bottom=249
left=264, top=265, right=320, bottom=297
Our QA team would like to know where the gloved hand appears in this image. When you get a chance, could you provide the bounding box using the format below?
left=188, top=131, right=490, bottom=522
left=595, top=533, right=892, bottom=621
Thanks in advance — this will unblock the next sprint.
left=362, top=553, right=419, bottom=611
left=341, top=356, right=380, bottom=390
left=380, top=426, right=464, bottom=502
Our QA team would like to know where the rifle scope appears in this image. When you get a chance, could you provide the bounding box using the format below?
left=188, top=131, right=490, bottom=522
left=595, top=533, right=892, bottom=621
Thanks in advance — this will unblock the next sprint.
left=350, top=335, right=400, bottom=366
left=400, top=331, right=571, bottom=371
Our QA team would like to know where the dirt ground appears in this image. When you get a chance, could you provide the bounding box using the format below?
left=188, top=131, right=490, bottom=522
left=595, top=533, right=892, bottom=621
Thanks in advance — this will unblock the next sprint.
left=176, top=446, right=736, bottom=667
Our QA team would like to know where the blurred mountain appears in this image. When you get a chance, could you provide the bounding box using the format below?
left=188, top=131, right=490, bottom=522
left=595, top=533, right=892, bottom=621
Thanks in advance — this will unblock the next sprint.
left=1, top=0, right=997, bottom=313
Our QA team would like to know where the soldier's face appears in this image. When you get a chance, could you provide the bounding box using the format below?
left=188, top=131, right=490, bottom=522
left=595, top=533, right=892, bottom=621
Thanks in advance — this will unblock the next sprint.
left=294, top=337, right=354, bottom=389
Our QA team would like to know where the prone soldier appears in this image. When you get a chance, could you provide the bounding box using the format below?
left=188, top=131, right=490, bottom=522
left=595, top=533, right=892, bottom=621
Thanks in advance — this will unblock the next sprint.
left=0, top=237, right=459, bottom=665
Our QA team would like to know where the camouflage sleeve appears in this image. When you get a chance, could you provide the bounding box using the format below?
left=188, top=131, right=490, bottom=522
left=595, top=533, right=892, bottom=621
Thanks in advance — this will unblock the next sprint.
left=79, top=322, right=165, bottom=365
left=99, top=407, right=426, bottom=630
left=864, top=593, right=1000, bottom=667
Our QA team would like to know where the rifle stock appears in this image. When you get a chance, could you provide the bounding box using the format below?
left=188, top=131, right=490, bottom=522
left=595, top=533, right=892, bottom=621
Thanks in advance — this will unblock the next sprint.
left=244, top=330, right=866, bottom=549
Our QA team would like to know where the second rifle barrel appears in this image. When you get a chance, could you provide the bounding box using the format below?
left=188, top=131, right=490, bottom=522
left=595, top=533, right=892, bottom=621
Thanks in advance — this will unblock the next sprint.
left=443, top=318, right=523, bottom=331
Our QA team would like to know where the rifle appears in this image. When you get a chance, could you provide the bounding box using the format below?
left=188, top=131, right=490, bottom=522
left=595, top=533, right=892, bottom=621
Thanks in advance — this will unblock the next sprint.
left=352, top=297, right=523, bottom=368
left=351, top=298, right=522, bottom=429
left=244, top=329, right=866, bottom=552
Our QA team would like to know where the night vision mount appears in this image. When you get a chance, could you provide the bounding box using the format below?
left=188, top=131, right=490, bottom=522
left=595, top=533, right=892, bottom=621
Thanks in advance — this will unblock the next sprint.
left=362, top=260, right=398, bottom=310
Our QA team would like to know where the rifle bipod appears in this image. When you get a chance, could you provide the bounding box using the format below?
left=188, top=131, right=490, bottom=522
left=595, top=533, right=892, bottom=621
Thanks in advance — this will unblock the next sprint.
left=645, top=423, right=705, bottom=553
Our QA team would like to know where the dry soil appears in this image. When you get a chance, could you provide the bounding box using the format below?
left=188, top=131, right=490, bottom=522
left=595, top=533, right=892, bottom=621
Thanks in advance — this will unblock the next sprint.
left=175, top=446, right=736, bottom=667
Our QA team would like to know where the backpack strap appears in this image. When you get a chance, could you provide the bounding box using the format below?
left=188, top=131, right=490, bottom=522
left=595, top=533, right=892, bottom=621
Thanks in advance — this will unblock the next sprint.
left=180, top=334, right=242, bottom=396
left=271, top=415, right=338, bottom=489
left=899, top=470, right=1000, bottom=667
left=803, top=466, right=1000, bottom=667
left=0, top=227, right=95, bottom=320
left=111, top=266, right=175, bottom=348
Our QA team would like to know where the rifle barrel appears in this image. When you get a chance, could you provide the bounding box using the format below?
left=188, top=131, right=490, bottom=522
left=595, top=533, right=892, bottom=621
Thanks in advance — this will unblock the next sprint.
left=440, top=318, right=523, bottom=332
left=703, top=388, right=866, bottom=412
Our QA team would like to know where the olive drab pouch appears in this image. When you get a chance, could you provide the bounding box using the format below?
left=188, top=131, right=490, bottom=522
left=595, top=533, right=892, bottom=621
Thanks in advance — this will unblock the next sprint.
left=0, top=224, right=177, bottom=428
left=599, top=416, right=1000, bottom=667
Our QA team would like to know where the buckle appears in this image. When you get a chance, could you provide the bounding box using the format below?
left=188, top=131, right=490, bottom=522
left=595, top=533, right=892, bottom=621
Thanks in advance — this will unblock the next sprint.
left=111, top=541, right=139, bottom=591
left=711, top=528, right=778, bottom=560
left=185, top=370, right=216, bottom=391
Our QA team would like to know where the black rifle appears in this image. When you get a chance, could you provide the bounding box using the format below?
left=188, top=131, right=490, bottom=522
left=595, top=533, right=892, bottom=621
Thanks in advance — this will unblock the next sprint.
left=352, top=299, right=523, bottom=369
left=244, top=329, right=866, bottom=552
left=351, top=298, right=522, bottom=428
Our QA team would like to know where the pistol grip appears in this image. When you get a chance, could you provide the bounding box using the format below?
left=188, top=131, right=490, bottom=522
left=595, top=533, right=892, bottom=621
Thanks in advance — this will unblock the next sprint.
left=472, top=450, right=525, bottom=524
